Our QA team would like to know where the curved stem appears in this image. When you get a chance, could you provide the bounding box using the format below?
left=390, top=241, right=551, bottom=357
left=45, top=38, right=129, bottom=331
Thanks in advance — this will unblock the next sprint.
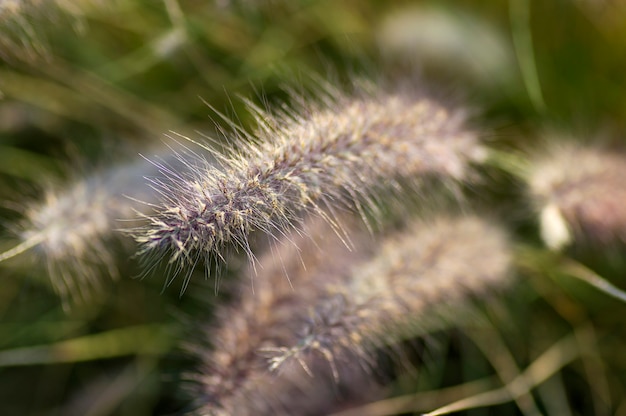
left=0, top=234, right=44, bottom=262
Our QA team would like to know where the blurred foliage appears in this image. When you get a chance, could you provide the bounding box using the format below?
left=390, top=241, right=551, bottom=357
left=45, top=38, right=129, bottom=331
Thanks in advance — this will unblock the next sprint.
left=1, top=0, right=626, bottom=415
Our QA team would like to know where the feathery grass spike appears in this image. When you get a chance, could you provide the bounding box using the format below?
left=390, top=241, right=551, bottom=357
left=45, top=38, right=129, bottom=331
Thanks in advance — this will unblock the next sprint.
left=0, top=148, right=182, bottom=307
left=133, top=81, right=486, bottom=278
left=186, top=214, right=512, bottom=415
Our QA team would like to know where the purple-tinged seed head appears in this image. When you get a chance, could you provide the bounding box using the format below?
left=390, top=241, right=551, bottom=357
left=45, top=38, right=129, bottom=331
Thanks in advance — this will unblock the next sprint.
left=133, top=80, right=486, bottom=280
left=184, top=213, right=512, bottom=415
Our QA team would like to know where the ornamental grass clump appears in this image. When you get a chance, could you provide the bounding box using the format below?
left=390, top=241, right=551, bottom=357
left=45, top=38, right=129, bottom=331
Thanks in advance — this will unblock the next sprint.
left=4, top=2, right=626, bottom=416
left=184, top=213, right=512, bottom=416
left=132, top=80, right=486, bottom=280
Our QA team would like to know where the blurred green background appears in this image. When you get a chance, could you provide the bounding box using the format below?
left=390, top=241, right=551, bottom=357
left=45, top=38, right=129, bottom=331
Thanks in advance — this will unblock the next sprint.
left=2, top=0, right=626, bottom=415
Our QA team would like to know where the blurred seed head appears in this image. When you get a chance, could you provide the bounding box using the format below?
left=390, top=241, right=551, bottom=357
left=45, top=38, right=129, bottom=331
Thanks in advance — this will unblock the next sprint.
left=185, top=213, right=512, bottom=415
left=2, top=144, right=186, bottom=307
left=19, top=177, right=120, bottom=304
left=527, top=141, right=626, bottom=248
left=184, top=214, right=378, bottom=415
left=133, top=79, right=486, bottom=282
left=377, top=5, right=515, bottom=87
left=273, top=215, right=513, bottom=386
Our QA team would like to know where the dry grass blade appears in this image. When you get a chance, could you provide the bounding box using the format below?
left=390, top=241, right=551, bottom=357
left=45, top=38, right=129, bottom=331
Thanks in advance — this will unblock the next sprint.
left=423, top=333, right=579, bottom=416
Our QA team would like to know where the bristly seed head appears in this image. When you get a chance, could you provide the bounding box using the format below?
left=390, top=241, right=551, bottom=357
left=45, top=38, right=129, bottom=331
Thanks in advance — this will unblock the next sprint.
left=185, top=213, right=512, bottom=415
left=2, top=148, right=181, bottom=308
left=132, top=79, right=486, bottom=281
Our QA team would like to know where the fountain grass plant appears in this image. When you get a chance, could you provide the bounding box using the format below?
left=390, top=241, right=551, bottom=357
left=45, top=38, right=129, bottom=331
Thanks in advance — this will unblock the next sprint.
left=1, top=1, right=626, bottom=415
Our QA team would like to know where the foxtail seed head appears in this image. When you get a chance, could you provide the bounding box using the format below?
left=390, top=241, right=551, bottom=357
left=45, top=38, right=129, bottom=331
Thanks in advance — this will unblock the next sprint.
left=133, top=81, right=486, bottom=280
left=2, top=148, right=177, bottom=307
left=186, top=213, right=512, bottom=415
